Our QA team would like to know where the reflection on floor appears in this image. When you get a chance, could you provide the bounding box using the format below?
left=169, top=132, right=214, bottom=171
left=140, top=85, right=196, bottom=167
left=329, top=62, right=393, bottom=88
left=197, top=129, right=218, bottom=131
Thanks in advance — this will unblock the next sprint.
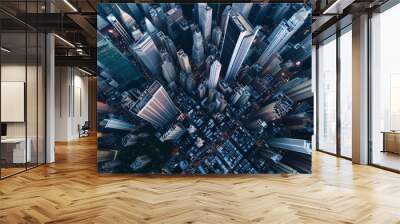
left=0, top=167, right=25, bottom=178
left=0, top=163, right=42, bottom=178
left=373, top=150, right=400, bottom=171
left=0, top=136, right=400, bottom=223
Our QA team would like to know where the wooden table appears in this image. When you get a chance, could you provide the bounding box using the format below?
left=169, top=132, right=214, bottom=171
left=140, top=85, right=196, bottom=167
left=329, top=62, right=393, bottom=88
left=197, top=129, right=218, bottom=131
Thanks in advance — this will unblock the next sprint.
left=382, top=131, right=400, bottom=154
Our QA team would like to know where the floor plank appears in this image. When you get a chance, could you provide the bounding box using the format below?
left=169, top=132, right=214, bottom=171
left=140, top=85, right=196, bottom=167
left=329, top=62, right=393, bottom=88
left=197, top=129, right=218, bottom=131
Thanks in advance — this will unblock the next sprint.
left=1, top=136, right=400, bottom=224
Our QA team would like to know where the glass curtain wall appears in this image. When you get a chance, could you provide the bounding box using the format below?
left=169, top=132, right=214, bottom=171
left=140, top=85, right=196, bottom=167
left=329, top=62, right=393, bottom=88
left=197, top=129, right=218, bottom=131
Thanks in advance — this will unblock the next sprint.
left=0, top=0, right=46, bottom=179
left=339, top=27, right=352, bottom=158
left=317, top=35, right=337, bottom=154
left=370, top=2, right=400, bottom=171
left=317, top=25, right=353, bottom=158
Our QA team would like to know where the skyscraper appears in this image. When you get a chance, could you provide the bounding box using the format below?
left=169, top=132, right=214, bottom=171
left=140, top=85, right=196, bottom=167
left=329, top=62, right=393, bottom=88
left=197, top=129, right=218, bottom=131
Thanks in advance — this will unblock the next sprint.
left=208, top=60, right=221, bottom=90
left=106, top=14, right=133, bottom=45
left=98, top=15, right=109, bottom=30
left=156, top=31, right=178, bottom=62
left=161, top=50, right=177, bottom=83
left=221, top=5, right=231, bottom=33
left=131, top=29, right=143, bottom=42
left=256, top=21, right=290, bottom=67
left=215, top=93, right=227, bottom=112
left=194, top=3, right=206, bottom=24
left=262, top=54, right=283, bottom=76
left=272, top=3, right=291, bottom=22
left=199, top=5, right=212, bottom=42
left=115, top=4, right=137, bottom=33
left=204, top=55, right=216, bottom=76
left=131, top=32, right=161, bottom=77
left=220, top=12, right=259, bottom=83
left=230, top=86, right=250, bottom=107
left=198, top=83, right=206, bottom=99
left=255, top=94, right=293, bottom=122
left=144, top=17, right=162, bottom=48
left=149, top=8, right=163, bottom=32
left=179, top=70, right=187, bottom=87
left=237, top=87, right=251, bottom=107
left=140, top=3, right=152, bottom=18
left=280, top=78, right=312, bottom=102
left=144, top=17, right=157, bottom=34
left=212, top=26, right=222, bottom=49
left=256, top=7, right=310, bottom=67
left=177, top=49, right=192, bottom=74
left=154, top=31, right=166, bottom=49
left=133, top=81, right=180, bottom=129
left=166, top=6, right=184, bottom=41
left=248, top=4, right=269, bottom=26
left=186, top=75, right=196, bottom=94
left=268, top=138, right=312, bottom=155
left=177, top=19, right=192, bottom=54
left=192, top=29, right=205, bottom=68
left=97, top=33, right=142, bottom=83
left=155, top=7, right=168, bottom=32
left=164, top=37, right=178, bottom=62
left=127, top=3, right=143, bottom=22
left=159, top=123, right=186, bottom=142
left=99, top=118, right=134, bottom=131
left=231, top=3, right=253, bottom=18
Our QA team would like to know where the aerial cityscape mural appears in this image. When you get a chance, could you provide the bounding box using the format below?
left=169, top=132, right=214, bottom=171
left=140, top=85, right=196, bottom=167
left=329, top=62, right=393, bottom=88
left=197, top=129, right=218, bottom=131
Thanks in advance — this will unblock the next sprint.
left=97, top=3, right=313, bottom=174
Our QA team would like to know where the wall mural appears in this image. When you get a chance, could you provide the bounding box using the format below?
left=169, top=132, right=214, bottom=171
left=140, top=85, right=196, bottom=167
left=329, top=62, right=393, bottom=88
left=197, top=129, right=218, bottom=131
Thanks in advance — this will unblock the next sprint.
left=97, top=3, right=313, bottom=174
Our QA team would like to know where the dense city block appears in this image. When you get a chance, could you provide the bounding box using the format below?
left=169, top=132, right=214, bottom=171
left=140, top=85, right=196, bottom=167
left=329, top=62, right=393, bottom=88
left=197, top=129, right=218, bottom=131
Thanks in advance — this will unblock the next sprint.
left=97, top=3, right=313, bottom=174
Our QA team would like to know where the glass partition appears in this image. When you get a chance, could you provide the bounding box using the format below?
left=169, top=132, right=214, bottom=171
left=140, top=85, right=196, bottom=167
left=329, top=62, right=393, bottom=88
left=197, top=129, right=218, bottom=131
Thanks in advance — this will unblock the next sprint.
left=0, top=1, right=46, bottom=179
left=1, top=31, right=28, bottom=177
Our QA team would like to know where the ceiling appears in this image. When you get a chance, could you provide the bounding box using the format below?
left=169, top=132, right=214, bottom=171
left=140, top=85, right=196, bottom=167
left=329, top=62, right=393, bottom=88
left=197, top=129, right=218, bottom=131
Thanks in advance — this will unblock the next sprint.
left=1, top=0, right=98, bottom=72
left=311, top=0, right=391, bottom=43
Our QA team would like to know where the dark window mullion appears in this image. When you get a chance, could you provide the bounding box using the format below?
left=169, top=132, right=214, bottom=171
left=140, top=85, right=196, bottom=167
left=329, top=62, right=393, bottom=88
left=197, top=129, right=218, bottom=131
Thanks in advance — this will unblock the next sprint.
left=316, top=45, right=320, bottom=151
left=336, top=28, right=341, bottom=157
left=36, top=0, right=39, bottom=168
left=0, top=19, right=2, bottom=179
left=25, top=0, right=28, bottom=171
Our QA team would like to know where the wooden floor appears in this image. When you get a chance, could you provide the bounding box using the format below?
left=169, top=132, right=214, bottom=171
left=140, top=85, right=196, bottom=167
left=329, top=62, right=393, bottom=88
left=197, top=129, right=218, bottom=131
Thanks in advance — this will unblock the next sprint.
left=1, top=136, right=400, bottom=224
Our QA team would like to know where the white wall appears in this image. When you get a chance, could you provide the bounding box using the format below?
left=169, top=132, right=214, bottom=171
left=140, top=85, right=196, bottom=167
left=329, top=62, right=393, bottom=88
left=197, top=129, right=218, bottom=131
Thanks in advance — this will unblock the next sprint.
left=55, top=67, right=89, bottom=141
left=55, top=67, right=70, bottom=141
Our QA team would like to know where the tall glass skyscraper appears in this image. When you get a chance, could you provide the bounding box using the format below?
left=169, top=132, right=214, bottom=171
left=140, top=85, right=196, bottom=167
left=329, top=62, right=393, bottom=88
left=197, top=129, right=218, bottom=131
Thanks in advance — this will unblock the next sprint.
left=192, top=29, right=205, bottom=68
left=97, top=33, right=142, bottom=83
left=177, top=49, right=192, bottom=74
left=220, top=11, right=259, bottom=83
left=106, top=14, right=133, bottom=45
left=208, top=60, right=221, bottom=89
left=199, top=4, right=212, bottom=42
left=257, top=7, right=310, bottom=67
left=133, top=81, right=180, bottom=128
left=131, top=32, right=161, bottom=77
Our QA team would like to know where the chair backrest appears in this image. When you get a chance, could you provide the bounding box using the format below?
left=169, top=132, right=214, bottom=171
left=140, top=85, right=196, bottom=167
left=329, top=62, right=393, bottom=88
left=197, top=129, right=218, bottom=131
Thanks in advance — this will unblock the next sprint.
left=82, top=121, right=90, bottom=129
